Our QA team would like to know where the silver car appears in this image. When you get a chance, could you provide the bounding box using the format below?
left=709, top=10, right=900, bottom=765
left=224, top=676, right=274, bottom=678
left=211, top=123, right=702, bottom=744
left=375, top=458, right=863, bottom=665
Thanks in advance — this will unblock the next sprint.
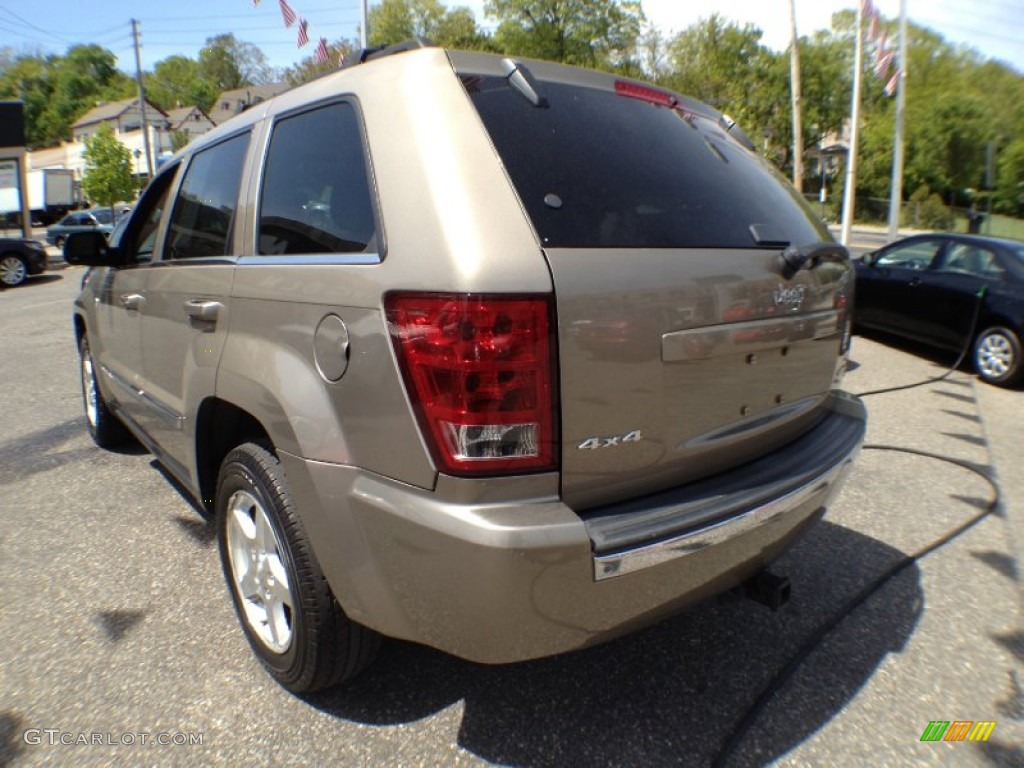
left=67, top=42, right=865, bottom=693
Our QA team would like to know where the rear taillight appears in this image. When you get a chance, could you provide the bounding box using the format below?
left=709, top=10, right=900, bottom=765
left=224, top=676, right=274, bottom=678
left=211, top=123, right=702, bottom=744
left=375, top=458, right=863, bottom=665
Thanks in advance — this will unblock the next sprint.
left=385, top=293, right=558, bottom=476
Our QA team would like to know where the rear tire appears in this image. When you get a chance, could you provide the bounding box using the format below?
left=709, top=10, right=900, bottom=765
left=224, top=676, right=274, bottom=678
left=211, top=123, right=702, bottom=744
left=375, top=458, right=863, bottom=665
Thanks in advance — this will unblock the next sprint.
left=216, top=442, right=379, bottom=693
left=78, top=335, right=132, bottom=447
left=0, top=253, right=28, bottom=287
left=974, top=326, right=1023, bottom=387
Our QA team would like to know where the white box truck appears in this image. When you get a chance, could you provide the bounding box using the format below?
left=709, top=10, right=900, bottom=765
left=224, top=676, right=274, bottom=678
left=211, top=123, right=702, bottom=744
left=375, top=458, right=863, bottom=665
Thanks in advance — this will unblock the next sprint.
left=0, top=168, right=77, bottom=226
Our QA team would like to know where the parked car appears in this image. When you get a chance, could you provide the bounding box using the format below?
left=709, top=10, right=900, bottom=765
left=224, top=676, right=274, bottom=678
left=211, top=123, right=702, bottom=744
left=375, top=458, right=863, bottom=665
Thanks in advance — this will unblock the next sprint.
left=46, top=208, right=114, bottom=248
left=65, top=42, right=865, bottom=694
left=0, top=236, right=47, bottom=287
left=854, top=233, right=1024, bottom=386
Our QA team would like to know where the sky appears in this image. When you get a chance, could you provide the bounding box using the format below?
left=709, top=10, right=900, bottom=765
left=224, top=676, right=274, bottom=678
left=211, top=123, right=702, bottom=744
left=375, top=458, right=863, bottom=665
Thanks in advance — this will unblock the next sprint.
left=0, top=0, right=1022, bottom=75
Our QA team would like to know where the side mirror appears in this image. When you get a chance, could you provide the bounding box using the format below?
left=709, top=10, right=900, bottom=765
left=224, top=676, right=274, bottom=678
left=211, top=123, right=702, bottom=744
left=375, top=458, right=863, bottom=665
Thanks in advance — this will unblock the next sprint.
left=860, top=252, right=876, bottom=267
left=64, top=231, right=119, bottom=267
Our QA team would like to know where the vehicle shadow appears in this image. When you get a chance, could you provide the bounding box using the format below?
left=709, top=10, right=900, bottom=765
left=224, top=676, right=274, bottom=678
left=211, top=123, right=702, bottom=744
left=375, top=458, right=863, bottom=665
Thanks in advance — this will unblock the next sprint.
left=27, top=274, right=64, bottom=287
left=305, top=520, right=923, bottom=767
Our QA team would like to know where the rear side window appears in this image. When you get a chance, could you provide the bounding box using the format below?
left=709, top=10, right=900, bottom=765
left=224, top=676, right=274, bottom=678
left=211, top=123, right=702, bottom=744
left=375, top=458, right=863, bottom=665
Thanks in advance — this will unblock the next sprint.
left=165, top=132, right=249, bottom=259
left=258, top=102, right=377, bottom=255
left=463, top=77, right=828, bottom=249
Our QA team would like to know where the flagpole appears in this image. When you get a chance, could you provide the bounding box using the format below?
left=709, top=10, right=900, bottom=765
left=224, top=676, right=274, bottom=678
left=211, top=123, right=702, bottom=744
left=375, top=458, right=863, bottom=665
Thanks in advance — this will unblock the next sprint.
left=840, top=2, right=864, bottom=247
left=886, top=0, right=908, bottom=242
left=361, top=0, right=368, bottom=48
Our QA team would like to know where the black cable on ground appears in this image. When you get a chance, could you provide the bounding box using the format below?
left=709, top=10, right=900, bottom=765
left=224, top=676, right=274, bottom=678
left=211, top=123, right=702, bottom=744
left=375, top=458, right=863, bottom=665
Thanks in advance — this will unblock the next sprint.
left=711, top=446, right=1000, bottom=768
left=853, top=285, right=986, bottom=398
left=712, top=288, right=997, bottom=767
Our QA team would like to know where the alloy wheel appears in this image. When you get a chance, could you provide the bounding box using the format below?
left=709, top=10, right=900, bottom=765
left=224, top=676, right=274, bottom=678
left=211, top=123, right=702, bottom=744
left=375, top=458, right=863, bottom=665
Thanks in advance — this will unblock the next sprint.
left=0, top=255, right=26, bottom=286
left=976, top=331, right=1014, bottom=380
left=225, top=489, right=294, bottom=654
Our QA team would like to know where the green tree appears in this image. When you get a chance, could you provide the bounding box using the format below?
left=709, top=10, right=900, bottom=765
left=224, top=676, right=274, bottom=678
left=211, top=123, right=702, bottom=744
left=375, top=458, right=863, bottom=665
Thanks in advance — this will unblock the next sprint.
left=661, top=15, right=786, bottom=163
left=38, top=45, right=134, bottom=143
left=82, top=124, right=135, bottom=206
left=485, top=0, right=644, bottom=69
left=198, top=34, right=276, bottom=91
left=145, top=55, right=219, bottom=113
left=995, top=137, right=1024, bottom=216
left=368, top=0, right=491, bottom=49
left=0, top=45, right=133, bottom=147
left=284, top=39, right=360, bottom=86
left=170, top=129, right=192, bottom=153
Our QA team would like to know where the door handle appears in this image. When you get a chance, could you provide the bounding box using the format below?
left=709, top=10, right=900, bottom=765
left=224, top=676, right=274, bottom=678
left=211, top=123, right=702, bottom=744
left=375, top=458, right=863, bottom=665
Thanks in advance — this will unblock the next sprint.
left=908, top=278, right=922, bottom=287
left=119, top=293, right=145, bottom=311
left=183, top=299, right=223, bottom=323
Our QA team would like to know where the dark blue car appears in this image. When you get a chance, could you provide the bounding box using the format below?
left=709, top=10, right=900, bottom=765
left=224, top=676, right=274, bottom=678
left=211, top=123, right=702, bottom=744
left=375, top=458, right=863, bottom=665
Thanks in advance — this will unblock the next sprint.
left=854, top=233, right=1024, bottom=386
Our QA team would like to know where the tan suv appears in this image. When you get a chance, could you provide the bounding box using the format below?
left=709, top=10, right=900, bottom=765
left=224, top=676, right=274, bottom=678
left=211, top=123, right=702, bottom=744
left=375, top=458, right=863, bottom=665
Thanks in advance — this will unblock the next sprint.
left=67, top=42, right=865, bottom=693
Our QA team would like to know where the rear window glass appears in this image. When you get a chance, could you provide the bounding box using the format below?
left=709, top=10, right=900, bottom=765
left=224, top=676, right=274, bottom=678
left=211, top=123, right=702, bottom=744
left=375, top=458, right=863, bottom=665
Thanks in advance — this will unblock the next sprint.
left=463, top=76, right=828, bottom=249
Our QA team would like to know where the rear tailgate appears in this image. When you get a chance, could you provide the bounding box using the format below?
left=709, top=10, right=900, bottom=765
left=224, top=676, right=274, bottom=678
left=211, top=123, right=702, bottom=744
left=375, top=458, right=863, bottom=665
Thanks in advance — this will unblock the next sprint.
left=454, top=53, right=851, bottom=509
left=548, top=247, right=844, bottom=508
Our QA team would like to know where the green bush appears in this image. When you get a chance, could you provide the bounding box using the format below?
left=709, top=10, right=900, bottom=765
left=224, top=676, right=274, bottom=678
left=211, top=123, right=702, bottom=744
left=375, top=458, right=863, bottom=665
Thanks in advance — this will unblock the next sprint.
left=905, top=186, right=952, bottom=231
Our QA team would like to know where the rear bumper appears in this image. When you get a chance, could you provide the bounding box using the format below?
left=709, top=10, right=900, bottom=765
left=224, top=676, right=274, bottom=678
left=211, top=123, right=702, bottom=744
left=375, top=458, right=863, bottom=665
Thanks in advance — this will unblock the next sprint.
left=282, top=391, right=865, bottom=664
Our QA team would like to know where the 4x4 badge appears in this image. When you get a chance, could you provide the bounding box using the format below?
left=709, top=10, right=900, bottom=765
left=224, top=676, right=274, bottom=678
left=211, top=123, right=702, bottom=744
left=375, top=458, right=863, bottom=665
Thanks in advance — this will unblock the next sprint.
left=578, top=430, right=643, bottom=450
left=773, top=284, right=805, bottom=311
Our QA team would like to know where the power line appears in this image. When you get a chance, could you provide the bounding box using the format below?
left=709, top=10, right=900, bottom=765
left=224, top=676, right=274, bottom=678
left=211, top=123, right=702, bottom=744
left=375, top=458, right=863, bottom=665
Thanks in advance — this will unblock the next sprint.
left=0, top=21, right=55, bottom=47
left=143, top=6, right=349, bottom=23
left=145, top=22, right=357, bottom=35
left=0, top=5, right=73, bottom=46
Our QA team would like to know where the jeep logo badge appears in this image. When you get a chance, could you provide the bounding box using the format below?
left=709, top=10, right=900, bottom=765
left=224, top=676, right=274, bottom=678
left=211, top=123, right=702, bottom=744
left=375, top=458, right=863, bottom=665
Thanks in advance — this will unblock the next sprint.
left=773, top=284, right=805, bottom=311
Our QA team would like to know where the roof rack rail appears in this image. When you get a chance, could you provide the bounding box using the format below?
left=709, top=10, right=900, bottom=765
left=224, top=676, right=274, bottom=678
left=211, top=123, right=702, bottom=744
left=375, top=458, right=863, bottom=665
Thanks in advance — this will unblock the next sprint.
left=346, top=37, right=437, bottom=68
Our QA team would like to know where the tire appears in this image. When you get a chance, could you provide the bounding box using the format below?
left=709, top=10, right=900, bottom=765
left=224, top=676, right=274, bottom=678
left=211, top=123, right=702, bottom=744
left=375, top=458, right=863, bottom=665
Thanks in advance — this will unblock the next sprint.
left=974, top=326, right=1024, bottom=387
left=78, top=335, right=132, bottom=447
left=0, top=253, right=28, bottom=287
left=216, top=442, right=379, bottom=693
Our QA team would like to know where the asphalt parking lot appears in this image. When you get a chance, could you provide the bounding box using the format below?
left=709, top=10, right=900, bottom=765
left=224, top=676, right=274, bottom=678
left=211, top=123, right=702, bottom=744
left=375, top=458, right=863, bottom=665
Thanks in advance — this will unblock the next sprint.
left=1, top=268, right=1022, bottom=767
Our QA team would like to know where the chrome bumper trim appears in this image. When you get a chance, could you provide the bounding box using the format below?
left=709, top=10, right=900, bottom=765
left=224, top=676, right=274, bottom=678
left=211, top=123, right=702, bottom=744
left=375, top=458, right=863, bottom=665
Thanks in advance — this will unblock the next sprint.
left=592, top=456, right=856, bottom=581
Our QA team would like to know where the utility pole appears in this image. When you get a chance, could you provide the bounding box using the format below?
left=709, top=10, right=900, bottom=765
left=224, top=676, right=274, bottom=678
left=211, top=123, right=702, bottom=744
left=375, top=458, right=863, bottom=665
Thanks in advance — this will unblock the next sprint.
left=886, top=0, right=908, bottom=242
left=131, top=19, right=154, bottom=181
left=839, top=2, right=864, bottom=247
left=788, top=0, right=804, bottom=192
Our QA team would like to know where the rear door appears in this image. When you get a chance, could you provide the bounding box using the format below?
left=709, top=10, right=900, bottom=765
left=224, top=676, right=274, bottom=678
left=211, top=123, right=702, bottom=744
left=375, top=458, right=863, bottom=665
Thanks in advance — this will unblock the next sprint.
left=914, top=240, right=1005, bottom=348
left=459, top=64, right=851, bottom=509
left=136, top=131, right=251, bottom=476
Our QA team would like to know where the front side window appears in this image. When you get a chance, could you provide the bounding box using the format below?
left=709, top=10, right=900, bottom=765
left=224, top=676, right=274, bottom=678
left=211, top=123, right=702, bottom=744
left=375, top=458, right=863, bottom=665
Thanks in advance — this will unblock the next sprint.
left=875, top=239, right=943, bottom=270
left=258, top=102, right=377, bottom=256
left=164, top=132, right=249, bottom=259
left=113, top=165, right=179, bottom=264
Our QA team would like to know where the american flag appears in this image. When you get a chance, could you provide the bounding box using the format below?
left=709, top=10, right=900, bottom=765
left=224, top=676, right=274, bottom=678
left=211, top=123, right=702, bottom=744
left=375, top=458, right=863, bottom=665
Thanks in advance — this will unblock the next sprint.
left=315, top=37, right=330, bottom=64
left=885, top=69, right=900, bottom=97
left=279, top=0, right=296, bottom=28
left=875, top=48, right=894, bottom=79
left=297, top=18, right=309, bottom=47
